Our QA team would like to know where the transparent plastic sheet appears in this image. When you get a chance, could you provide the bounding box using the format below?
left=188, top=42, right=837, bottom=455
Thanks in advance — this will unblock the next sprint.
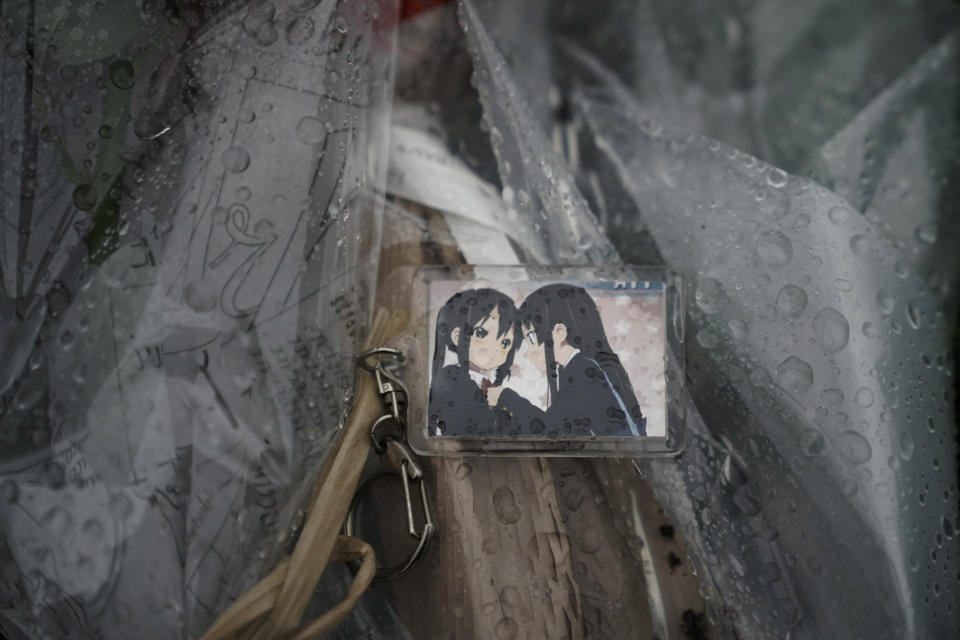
left=0, top=1, right=402, bottom=638
left=458, top=1, right=959, bottom=638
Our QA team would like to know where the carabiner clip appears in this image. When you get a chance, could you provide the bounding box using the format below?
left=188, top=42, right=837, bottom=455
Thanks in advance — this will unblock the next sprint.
left=344, top=439, right=434, bottom=581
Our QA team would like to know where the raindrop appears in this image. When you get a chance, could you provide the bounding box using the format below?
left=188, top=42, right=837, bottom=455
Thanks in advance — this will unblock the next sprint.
left=492, top=486, right=521, bottom=524
left=286, top=16, right=315, bottom=44
left=755, top=230, right=793, bottom=267
left=455, top=463, right=472, bottom=480
left=295, top=116, right=325, bottom=145
left=812, top=307, right=849, bottom=353
left=776, top=284, right=807, bottom=317
left=694, top=278, right=727, bottom=314
left=801, top=429, right=825, bottom=456
left=877, top=290, right=895, bottom=315
left=849, top=234, right=870, bottom=255
left=776, top=356, right=813, bottom=393
left=821, top=388, right=844, bottom=405
left=728, top=318, right=749, bottom=340
left=73, top=184, right=97, bottom=211
left=914, top=223, right=937, bottom=244
left=578, top=526, right=602, bottom=553
left=494, top=618, right=519, bottom=640
left=793, top=213, right=811, bottom=231
left=854, top=387, right=874, bottom=408
left=499, top=586, right=520, bottom=608
left=835, top=431, right=872, bottom=465
left=906, top=303, right=920, bottom=329
left=862, top=322, right=881, bottom=338
left=766, top=168, right=787, bottom=188
left=60, top=330, right=76, bottom=350
left=828, top=205, right=852, bottom=225
left=334, top=17, right=348, bottom=34
left=107, top=59, right=136, bottom=89
left=898, top=432, right=914, bottom=461
left=97, top=125, right=112, bottom=139
left=696, top=328, right=719, bottom=349
left=221, top=147, right=250, bottom=173
left=239, top=107, right=256, bottom=124
left=833, top=278, right=853, bottom=292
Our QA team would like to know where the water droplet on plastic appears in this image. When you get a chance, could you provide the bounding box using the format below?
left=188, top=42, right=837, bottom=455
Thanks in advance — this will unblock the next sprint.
left=776, top=356, right=813, bottom=393
left=833, top=278, right=852, bottom=292
left=455, top=463, right=472, bottom=480
left=221, top=147, right=250, bottom=173
left=821, top=388, right=844, bottom=404
left=862, top=322, right=881, bottom=338
left=776, top=284, right=807, bottom=317
left=877, top=290, right=894, bottom=315
left=849, top=234, right=870, bottom=255
left=108, top=59, right=136, bottom=89
left=766, top=168, right=787, bottom=188
left=295, top=116, right=325, bottom=144
left=914, top=223, right=937, bottom=244
left=828, top=205, right=852, bottom=225
left=73, top=184, right=97, bottom=211
left=492, top=486, right=521, bottom=524
left=835, top=431, right=872, bottom=465
left=906, top=302, right=920, bottom=329
left=755, top=230, right=793, bottom=267
left=694, top=278, right=727, bottom=314
left=812, top=307, right=849, bottom=353
left=696, top=328, right=719, bottom=349
left=499, top=586, right=520, bottom=608
left=801, top=429, right=825, bottom=456
left=494, top=618, right=519, bottom=639
left=899, top=432, right=914, bottom=461
left=854, top=387, right=874, bottom=408
left=60, top=330, right=76, bottom=350
left=286, top=16, right=315, bottom=44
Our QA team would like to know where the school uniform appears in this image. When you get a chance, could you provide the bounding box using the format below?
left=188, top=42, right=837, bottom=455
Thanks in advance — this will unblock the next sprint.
left=495, top=350, right=646, bottom=437
left=429, top=365, right=508, bottom=436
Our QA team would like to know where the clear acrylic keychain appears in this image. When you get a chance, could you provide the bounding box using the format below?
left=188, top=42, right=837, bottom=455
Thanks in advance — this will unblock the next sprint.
left=387, top=265, right=686, bottom=457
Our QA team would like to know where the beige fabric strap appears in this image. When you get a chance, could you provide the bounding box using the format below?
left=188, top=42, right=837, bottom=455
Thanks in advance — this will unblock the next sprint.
left=201, top=309, right=408, bottom=640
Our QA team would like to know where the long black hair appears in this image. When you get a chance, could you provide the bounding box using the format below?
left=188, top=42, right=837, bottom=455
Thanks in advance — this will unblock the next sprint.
left=432, top=288, right=521, bottom=385
left=519, top=284, right=643, bottom=425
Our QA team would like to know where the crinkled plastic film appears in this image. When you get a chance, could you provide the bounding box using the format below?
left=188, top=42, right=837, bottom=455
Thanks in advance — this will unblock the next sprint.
left=0, top=1, right=399, bottom=637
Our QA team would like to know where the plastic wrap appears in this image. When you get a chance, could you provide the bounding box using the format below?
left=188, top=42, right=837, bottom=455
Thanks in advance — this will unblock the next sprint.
left=458, top=0, right=959, bottom=637
left=1, top=1, right=398, bottom=637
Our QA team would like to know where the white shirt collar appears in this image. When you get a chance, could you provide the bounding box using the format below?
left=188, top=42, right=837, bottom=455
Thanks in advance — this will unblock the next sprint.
left=468, top=368, right=493, bottom=386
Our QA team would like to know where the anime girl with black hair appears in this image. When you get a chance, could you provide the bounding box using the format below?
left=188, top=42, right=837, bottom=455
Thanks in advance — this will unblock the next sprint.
left=429, top=288, right=521, bottom=435
left=488, top=283, right=646, bottom=437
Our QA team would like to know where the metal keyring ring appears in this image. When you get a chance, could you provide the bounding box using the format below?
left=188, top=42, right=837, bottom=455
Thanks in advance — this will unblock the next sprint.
left=357, top=347, right=404, bottom=372
left=344, top=470, right=435, bottom=582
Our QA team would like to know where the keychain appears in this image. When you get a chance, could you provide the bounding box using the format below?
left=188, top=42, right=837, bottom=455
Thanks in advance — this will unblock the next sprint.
left=345, top=347, right=435, bottom=581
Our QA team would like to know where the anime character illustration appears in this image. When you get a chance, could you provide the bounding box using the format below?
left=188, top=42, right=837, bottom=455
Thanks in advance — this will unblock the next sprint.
left=487, top=283, right=646, bottom=437
left=429, top=288, right=521, bottom=435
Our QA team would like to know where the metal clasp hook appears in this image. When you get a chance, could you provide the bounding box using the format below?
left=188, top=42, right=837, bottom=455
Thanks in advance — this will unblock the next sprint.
left=350, top=347, right=433, bottom=581
left=344, top=439, right=435, bottom=581
left=358, top=347, right=407, bottom=427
